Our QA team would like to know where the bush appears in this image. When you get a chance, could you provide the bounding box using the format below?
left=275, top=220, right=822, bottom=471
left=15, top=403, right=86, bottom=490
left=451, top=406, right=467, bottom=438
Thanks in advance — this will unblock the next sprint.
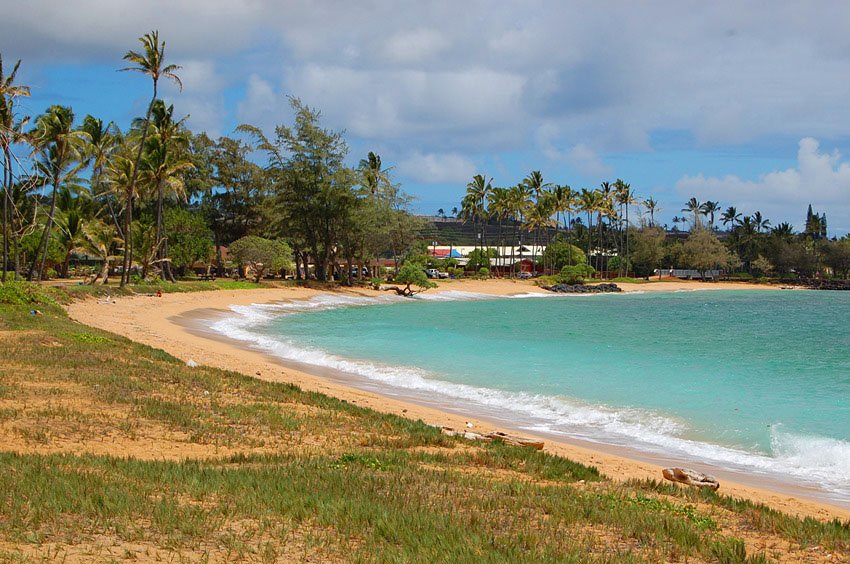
left=448, top=267, right=464, bottom=279
left=557, top=264, right=595, bottom=284
left=0, top=282, right=59, bottom=306
left=475, top=267, right=490, bottom=279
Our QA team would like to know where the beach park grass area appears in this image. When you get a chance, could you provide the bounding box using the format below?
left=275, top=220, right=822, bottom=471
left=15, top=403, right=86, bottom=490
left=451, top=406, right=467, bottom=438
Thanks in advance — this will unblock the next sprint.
left=0, top=291, right=849, bottom=561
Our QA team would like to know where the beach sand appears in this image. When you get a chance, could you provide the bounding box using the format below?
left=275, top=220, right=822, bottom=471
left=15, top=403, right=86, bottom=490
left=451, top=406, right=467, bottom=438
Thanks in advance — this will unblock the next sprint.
left=65, top=278, right=850, bottom=522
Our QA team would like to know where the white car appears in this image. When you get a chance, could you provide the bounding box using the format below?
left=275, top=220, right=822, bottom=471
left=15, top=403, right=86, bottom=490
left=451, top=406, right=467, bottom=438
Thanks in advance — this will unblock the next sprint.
left=425, top=268, right=449, bottom=279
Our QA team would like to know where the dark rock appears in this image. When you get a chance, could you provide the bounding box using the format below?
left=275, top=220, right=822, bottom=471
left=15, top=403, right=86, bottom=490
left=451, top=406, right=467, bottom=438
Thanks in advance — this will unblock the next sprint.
left=545, top=283, right=622, bottom=294
left=782, top=278, right=850, bottom=291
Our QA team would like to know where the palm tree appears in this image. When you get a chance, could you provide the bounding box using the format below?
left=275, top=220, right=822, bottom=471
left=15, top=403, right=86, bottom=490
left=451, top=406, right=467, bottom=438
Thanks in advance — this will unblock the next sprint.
left=76, top=218, right=121, bottom=284
left=358, top=151, right=391, bottom=195
left=522, top=171, right=551, bottom=264
left=119, top=30, right=182, bottom=286
left=26, top=105, right=89, bottom=280
left=614, top=180, right=636, bottom=275
left=487, top=186, right=510, bottom=257
left=720, top=206, right=741, bottom=231
left=579, top=188, right=604, bottom=272
left=1, top=55, right=30, bottom=281
left=752, top=210, right=770, bottom=233
left=137, top=100, right=193, bottom=281
left=643, top=197, right=659, bottom=227
left=81, top=116, right=121, bottom=236
left=507, top=182, right=532, bottom=276
left=463, top=174, right=492, bottom=250
left=771, top=222, right=794, bottom=240
left=701, top=200, right=721, bottom=231
left=682, top=197, right=702, bottom=230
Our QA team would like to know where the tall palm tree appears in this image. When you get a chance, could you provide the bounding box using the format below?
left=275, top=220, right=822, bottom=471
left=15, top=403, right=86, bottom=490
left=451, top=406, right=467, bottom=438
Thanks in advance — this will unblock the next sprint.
left=720, top=206, right=741, bottom=231
left=137, top=100, right=193, bottom=281
left=643, top=197, right=659, bottom=227
left=507, top=182, right=532, bottom=276
left=579, top=188, right=604, bottom=272
left=701, top=200, right=721, bottom=231
left=81, top=116, right=121, bottom=235
left=682, top=197, right=702, bottom=230
left=463, top=174, right=492, bottom=250
left=487, top=186, right=510, bottom=257
left=26, top=105, right=89, bottom=280
left=119, top=30, right=182, bottom=285
left=522, top=171, right=551, bottom=263
left=0, top=55, right=30, bottom=281
left=614, top=180, right=636, bottom=276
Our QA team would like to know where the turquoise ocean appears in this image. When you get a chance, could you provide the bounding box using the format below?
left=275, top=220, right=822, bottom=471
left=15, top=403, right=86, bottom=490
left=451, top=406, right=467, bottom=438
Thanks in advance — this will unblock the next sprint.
left=211, top=289, right=850, bottom=503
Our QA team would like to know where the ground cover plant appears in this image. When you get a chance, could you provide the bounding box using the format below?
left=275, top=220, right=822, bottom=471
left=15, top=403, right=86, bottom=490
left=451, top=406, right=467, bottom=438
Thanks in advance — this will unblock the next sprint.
left=0, top=289, right=848, bottom=561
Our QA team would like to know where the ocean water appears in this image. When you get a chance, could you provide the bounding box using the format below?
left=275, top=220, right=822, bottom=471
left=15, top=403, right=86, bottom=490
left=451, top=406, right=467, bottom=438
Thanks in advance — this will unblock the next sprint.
left=211, top=289, right=850, bottom=502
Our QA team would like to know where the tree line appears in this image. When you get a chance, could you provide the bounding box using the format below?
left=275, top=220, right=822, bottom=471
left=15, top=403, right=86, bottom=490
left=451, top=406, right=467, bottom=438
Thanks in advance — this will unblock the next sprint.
left=0, top=32, right=422, bottom=286
left=455, top=173, right=850, bottom=280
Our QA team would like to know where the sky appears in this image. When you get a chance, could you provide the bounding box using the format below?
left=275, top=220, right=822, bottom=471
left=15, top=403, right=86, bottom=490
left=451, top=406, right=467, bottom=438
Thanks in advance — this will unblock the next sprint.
left=3, top=1, right=850, bottom=235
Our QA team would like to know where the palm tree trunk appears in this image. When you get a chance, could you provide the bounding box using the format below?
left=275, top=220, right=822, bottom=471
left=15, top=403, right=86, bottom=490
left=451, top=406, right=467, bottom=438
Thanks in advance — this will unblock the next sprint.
left=122, top=86, right=157, bottom=286
left=29, top=165, right=61, bottom=281
left=2, top=148, right=9, bottom=282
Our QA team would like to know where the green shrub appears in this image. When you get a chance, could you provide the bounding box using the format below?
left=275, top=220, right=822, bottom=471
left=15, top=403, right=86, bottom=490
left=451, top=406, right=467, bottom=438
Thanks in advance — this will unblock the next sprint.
left=557, top=264, right=595, bottom=284
left=0, top=282, right=59, bottom=306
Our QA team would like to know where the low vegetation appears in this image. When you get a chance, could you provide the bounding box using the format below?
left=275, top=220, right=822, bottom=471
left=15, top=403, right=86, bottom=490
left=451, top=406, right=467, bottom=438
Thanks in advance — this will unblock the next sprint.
left=0, top=286, right=848, bottom=561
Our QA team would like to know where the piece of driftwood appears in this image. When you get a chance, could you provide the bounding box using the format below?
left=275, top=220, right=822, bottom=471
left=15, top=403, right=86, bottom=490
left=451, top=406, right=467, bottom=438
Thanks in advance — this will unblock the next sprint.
left=662, top=467, right=720, bottom=490
left=440, top=427, right=544, bottom=450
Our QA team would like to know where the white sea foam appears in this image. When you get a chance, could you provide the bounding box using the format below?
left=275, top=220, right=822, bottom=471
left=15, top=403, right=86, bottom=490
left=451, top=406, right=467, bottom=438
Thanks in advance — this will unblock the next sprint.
left=210, top=293, right=850, bottom=502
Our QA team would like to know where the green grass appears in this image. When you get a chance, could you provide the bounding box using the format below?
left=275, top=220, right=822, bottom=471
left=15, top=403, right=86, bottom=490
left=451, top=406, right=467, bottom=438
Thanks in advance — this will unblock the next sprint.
left=0, top=289, right=848, bottom=561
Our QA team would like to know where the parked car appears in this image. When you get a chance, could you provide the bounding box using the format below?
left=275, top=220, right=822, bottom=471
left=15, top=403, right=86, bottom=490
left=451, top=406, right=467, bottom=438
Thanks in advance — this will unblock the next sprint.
left=425, top=268, right=449, bottom=279
left=517, top=271, right=533, bottom=279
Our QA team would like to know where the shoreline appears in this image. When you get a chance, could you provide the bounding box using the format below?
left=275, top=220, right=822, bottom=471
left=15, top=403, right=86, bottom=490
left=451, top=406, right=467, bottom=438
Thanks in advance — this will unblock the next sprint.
left=65, top=278, right=850, bottom=522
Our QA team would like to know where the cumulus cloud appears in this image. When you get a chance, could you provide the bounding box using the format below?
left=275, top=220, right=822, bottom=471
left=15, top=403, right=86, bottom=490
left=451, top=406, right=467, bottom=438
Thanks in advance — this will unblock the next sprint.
left=535, top=124, right=612, bottom=177
left=675, top=138, right=850, bottom=231
left=396, top=152, right=476, bottom=184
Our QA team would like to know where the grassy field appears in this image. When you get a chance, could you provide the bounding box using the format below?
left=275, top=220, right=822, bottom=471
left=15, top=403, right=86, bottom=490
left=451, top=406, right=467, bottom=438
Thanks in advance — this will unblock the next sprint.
left=0, top=286, right=848, bottom=562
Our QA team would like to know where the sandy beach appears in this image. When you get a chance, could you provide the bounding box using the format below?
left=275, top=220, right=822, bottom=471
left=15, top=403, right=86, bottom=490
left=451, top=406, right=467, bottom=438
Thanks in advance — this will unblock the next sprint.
left=65, top=278, right=850, bottom=523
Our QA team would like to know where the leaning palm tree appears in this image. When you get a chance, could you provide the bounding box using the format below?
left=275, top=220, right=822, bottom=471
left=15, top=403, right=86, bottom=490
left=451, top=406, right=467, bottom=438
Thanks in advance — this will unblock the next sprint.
left=26, top=105, right=89, bottom=280
left=119, top=30, right=182, bottom=286
left=1, top=54, right=31, bottom=281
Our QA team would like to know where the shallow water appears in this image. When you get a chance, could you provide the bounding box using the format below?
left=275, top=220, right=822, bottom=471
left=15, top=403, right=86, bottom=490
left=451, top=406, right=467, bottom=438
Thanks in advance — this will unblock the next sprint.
left=211, top=290, right=850, bottom=502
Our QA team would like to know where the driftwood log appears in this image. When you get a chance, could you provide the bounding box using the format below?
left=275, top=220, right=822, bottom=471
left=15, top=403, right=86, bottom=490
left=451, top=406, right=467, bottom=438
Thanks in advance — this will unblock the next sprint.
left=440, top=427, right=544, bottom=450
left=662, top=467, right=720, bottom=490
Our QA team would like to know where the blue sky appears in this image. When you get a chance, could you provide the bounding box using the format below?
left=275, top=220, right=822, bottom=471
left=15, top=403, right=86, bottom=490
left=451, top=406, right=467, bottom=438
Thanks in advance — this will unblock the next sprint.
left=4, top=1, right=850, bottom=235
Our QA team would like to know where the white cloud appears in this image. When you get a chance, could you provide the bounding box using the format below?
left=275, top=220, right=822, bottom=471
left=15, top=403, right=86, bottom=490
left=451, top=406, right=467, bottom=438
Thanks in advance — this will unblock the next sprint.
left=382, top=29, right=450, bottom=64
left=235, top=74, right=285, bottom=132
left=675, top=138, right=850, bottom=232
left=535, top=124, right=612, bottom=177
left=396, top=152, right=476, bottom=184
